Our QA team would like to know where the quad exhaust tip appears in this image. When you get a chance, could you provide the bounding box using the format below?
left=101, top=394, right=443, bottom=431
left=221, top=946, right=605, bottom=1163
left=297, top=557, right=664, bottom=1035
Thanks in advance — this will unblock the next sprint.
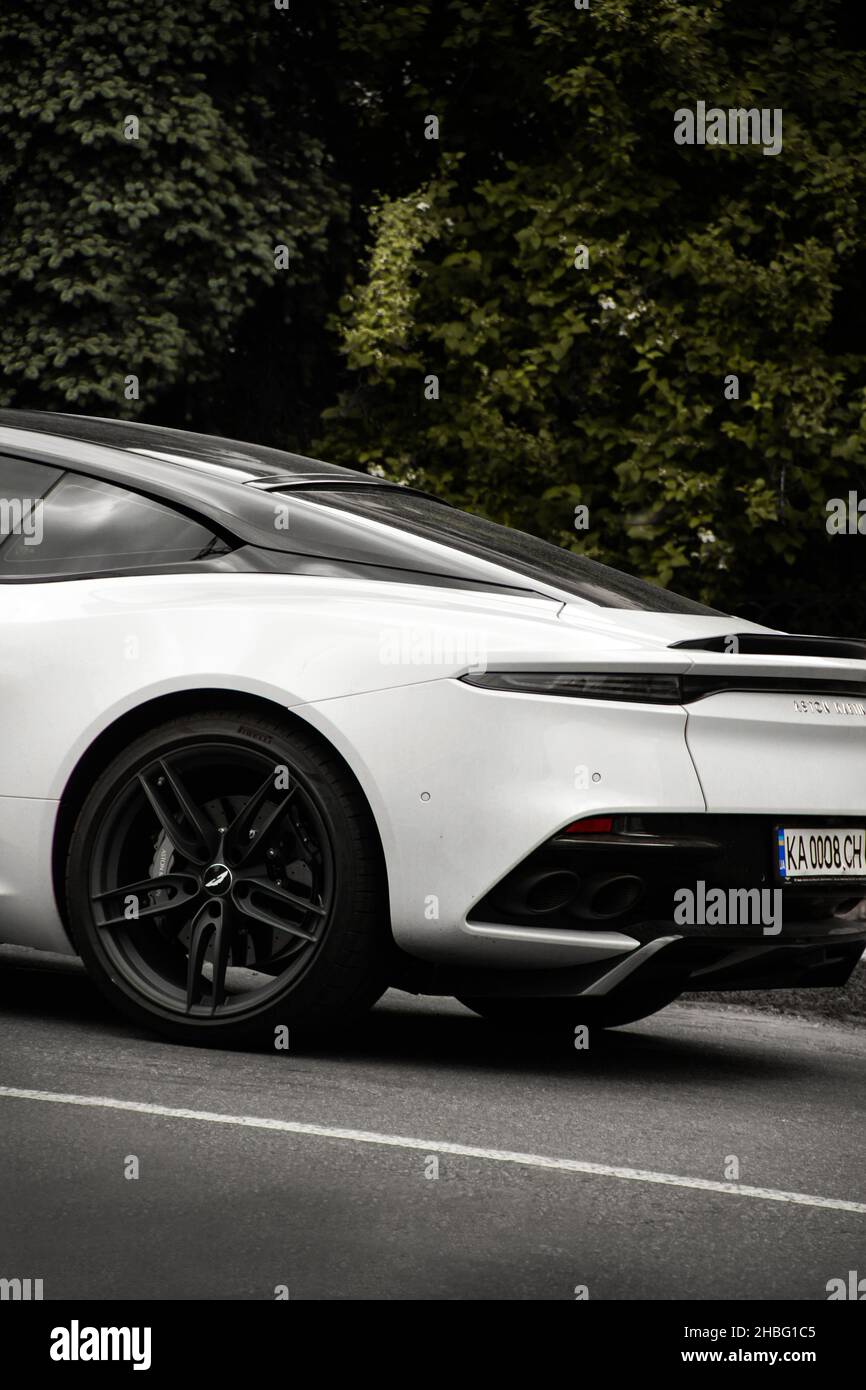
left=494, top=869, right=644, bottom=922
left=570, top=874, right=644, bottom=921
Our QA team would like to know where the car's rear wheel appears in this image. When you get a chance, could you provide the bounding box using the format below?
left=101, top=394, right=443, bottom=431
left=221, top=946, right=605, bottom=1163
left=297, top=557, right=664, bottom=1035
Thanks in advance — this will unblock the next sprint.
left=65, top=711, right=388, bottom=1046
left=457, top=984, right=683, bottom=1030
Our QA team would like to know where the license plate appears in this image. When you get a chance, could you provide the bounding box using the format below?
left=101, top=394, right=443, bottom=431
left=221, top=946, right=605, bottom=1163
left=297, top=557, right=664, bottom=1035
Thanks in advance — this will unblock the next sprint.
left=777, top=827, right=866, bottom=880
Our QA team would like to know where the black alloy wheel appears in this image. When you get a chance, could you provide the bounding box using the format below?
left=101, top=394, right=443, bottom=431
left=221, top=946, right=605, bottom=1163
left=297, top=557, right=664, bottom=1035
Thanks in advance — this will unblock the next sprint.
left=66, top=712, right=388, bottom=1045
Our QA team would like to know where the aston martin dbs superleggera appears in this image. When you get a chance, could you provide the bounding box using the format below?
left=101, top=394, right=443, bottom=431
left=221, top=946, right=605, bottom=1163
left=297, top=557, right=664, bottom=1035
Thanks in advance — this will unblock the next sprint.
left=1, top=411, right=864, bottom=1043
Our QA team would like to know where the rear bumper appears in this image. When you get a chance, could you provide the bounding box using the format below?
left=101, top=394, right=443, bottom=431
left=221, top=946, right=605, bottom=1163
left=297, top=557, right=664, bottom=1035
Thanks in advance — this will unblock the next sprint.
left=454, top=811, right=866, bottom=997
left=468, top=812, right=866, bottom=941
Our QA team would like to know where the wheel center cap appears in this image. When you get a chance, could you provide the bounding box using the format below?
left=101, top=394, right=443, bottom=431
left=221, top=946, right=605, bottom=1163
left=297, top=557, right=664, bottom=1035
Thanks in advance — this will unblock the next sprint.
left=203, top=863, right=232, bottom=896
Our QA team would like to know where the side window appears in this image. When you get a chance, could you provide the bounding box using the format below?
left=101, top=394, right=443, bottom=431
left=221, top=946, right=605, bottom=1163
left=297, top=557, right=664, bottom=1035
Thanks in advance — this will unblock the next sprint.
left=0, top=465, right=229, bottom=577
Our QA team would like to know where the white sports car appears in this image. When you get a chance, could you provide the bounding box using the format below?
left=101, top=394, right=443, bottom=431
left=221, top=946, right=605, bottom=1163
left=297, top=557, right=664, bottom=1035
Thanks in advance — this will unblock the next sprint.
left=1, top=411, right=864, bottom=1044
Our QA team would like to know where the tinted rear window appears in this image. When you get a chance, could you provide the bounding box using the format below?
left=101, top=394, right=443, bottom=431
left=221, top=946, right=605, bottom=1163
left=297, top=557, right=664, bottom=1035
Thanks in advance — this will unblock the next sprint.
left=306, top=490, right=723, bottom=614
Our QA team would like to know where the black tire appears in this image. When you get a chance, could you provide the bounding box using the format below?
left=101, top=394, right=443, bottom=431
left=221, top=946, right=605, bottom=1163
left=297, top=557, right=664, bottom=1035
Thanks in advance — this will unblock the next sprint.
left=65, top=710, right=389, bottom=1046
left=457, top=984, right=683, bottom=1030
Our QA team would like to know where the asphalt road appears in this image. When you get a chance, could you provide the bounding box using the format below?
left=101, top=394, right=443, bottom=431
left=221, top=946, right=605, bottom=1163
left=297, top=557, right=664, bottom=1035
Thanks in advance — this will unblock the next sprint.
left=0, top=946, right=864, bottom=1301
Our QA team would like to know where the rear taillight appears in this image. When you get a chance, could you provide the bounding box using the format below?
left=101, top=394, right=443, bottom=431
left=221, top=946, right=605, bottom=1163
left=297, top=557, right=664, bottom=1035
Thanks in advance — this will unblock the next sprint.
left=460, top=671, right=683, bottom=703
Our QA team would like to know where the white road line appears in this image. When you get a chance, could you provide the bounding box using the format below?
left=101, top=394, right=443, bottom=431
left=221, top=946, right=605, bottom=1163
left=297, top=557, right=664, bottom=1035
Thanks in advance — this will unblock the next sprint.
left=1, top=1084, right=864, bottom=1214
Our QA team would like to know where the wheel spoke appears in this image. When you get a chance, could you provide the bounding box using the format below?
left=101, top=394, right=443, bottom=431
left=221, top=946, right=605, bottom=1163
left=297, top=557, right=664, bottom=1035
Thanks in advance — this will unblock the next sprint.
left=209, top=900, right=234, bottom=1014
left=223, top=768, right=297, bottom=867
left=92, top=874, right=200, bottom=929
left=139, top=760, right=217, bottom=865
left=233, top=877, right=323, bottom=941
left=185, top=906, right=215, bottom=1013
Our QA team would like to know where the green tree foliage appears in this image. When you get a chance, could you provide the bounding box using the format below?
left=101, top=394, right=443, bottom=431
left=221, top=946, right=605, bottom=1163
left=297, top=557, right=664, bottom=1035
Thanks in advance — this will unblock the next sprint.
left=0, top=0, right=342, bottom=418
left=322, top=0, right=866, bottom=620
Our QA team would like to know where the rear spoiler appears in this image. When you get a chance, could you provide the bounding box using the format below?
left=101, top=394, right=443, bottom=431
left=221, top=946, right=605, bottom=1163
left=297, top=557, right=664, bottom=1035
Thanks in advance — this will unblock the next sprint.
left=670, top=632, right=866, bottom=662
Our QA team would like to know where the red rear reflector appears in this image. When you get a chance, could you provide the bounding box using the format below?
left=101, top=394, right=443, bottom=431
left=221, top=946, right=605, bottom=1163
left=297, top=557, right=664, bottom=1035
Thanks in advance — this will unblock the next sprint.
left=563, top=817, right=613, bottom=834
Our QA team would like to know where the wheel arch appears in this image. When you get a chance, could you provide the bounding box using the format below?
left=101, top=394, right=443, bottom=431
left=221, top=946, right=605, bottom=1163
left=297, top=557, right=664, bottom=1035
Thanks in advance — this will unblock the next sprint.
left=51, top=688, right=391, bottom=939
